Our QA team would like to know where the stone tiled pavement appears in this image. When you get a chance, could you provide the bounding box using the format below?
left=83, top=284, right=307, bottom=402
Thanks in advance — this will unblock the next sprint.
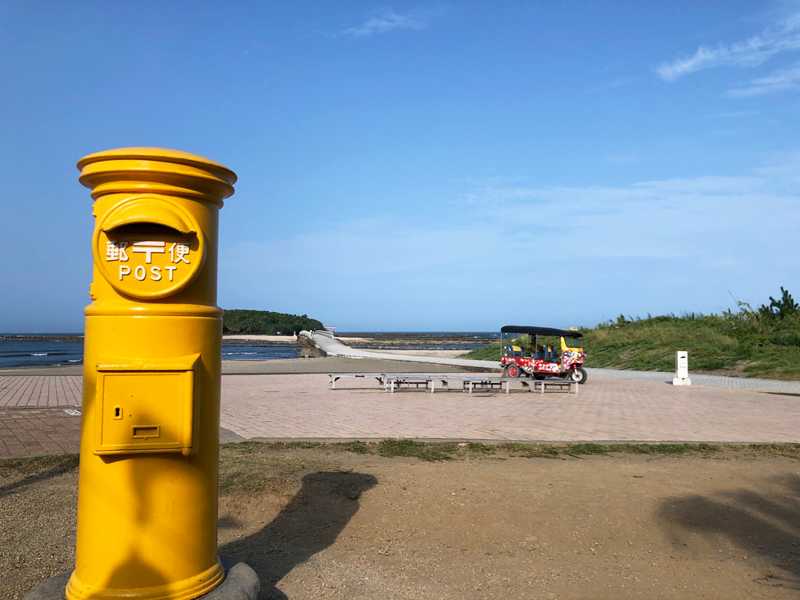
left=2, top=372, right=800, bottom=458
left=585, top=367, right=800, bottom=393
left=220, top=374, right=800, bottom=443
left=0, top=376, right=82, bottom=407
left=0, top=407, right=82, bottom=457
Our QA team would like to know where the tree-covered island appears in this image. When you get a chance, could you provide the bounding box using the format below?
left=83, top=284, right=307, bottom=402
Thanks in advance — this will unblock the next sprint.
left=222, top=309, right=324, bottom=335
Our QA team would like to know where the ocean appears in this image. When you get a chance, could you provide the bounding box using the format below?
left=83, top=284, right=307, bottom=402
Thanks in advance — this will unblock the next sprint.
left=0, top=339, right=86, bottom=369
left=0, top=337, right=300, bottom=369
left=0, top=332, right=496, bottom=369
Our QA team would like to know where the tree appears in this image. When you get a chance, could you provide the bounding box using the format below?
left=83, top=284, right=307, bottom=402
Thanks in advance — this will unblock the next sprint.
left=758, top=287, right=799, bottom=320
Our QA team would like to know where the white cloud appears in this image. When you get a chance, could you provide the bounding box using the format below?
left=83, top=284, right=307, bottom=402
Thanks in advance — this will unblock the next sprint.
left=220, top=158, right=800, bottom=328
left=224, top=163, right=799, bottom=278
left=656, top=10, right=800, bottom=81
left=725, top=61, right=800, bottom=96
left=461, top=172, right=796, bottom=261
left=340, top=9, right=428, bottom=38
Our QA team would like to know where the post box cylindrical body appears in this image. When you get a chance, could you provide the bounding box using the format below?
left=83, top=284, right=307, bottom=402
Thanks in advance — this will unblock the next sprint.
left=67, top=148, right=237, bottom=600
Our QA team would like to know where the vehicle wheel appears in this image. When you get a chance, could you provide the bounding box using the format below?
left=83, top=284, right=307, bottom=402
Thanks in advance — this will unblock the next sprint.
left=570, top=367, right=588, bottom=384
left=506, top=363, right=521, bottom=378
left=534, top=374, right=545, bottom=380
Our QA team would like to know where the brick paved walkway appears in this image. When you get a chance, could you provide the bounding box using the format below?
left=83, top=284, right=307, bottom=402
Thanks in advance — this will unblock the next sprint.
left=2, top=373, right=799, bottom=458
left=0, top=376, right=82, bottom=407
left=0, top=407, right=82, bottom=457
left=220, top=374, right=800, bottom=443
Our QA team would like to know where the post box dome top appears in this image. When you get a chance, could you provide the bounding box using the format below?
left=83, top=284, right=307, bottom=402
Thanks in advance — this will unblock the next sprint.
left=77, top=147, right=237, bottom=206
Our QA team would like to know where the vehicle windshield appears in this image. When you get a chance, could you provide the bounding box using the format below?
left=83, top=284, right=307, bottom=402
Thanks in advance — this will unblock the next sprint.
left=563, top=336, right=582, bottom=349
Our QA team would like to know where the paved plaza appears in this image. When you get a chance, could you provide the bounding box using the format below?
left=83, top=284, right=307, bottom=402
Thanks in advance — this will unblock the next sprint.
left=1, top=370, right=800, bottom=458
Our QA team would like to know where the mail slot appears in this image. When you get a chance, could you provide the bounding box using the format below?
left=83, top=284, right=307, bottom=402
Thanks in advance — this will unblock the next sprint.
left=64, top=148, right=237, bottom=600
left=93, top=196, right=206, bottom=300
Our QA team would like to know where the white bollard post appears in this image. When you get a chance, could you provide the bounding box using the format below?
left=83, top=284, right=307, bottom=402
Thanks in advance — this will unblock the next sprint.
left=672, top=351, right=692, bottom=386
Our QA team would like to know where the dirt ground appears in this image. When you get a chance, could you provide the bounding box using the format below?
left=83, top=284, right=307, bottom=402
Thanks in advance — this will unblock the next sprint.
left=3, top=447, right=800, bottom=600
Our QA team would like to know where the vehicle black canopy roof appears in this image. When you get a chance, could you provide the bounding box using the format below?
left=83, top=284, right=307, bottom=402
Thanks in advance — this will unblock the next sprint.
left=500, top=326, right=583, bottom=338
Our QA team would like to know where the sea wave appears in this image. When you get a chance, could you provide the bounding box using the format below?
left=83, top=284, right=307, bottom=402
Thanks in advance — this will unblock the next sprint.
left=0, top=351, right=73, bottom=358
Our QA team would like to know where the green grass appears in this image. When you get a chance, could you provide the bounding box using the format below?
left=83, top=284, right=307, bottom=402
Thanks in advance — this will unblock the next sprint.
left=218, top=442, right=336, bottom=494
left=459, top=294, right=800, bottom=380
left=219, top=440, right=800, bottom=462
left=340, top=441, right=370, bottom=454
left=460, top=342, right=503, bottom=362
left=0, top=454, right=79, bottom=477
left=2, top=443, right=799, bottom=494
left=378, top=439, right=457, bottom=461
left=581, top=313, right=800, bottom=380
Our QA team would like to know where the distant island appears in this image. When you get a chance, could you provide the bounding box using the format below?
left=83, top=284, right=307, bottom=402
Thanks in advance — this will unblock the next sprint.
left=222, top=309, right=323, bottom=336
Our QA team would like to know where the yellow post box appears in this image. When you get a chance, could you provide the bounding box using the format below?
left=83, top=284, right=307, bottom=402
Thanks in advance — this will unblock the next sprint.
left=61, top=147, right=244, bottom=600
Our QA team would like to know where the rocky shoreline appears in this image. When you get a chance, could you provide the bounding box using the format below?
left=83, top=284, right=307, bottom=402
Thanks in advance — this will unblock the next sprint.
left=0, top=335, right=84, bottom=342
left=340, top=332, right=497, bottom=350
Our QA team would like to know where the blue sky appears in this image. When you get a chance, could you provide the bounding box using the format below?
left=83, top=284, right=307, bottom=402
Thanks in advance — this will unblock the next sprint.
left=1, top=1, right=799, bottom=332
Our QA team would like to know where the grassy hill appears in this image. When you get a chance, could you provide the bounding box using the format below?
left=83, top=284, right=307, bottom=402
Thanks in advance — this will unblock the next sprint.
left=461, top=289, right=800, bottom=381
left=222, top=309, right=323, bottom=335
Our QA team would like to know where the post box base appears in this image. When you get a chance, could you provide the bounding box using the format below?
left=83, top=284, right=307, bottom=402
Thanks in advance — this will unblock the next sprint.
left=22, top=556, right=259, bottom=600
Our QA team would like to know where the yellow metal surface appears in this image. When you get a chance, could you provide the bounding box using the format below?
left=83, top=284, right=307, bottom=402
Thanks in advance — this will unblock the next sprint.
left=94, top=358, right=196, bottom=455
left=67, top=148, right=236, bottom=600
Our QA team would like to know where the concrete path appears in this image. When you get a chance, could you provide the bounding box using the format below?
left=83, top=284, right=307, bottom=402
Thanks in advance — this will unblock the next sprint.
left=310, top=332, right=500, bottom=370
left=585, top=368, right=800, bottom=394
left=311, top=333, right=800, bottom=395
left=2, top=371, right=800, bottom=458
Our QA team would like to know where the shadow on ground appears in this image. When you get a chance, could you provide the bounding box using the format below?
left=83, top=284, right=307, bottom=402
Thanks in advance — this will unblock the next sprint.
left=660, top=473, right=800, bottom=590
left=220, top=471, right=378, bottom=600
left=0, top=455, right=79, bottom=499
